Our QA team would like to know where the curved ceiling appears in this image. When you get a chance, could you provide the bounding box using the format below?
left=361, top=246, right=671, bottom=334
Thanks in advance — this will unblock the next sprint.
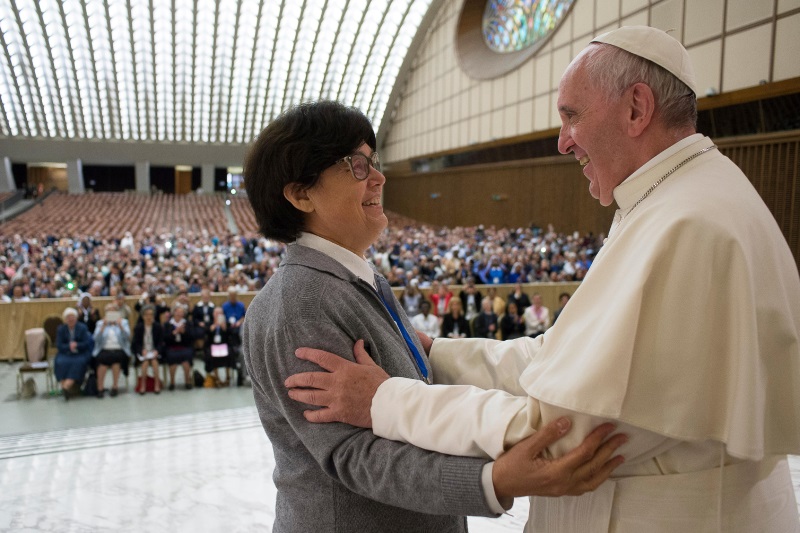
left=0, top=0, right=433, bottom=144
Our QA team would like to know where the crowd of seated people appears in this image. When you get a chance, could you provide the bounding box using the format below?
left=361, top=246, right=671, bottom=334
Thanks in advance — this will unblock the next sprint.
left=0, top=210, right=602, bottom=301
left=49, top=286, right=248, bottom=399
left=399, top=282, right=565, bottom=340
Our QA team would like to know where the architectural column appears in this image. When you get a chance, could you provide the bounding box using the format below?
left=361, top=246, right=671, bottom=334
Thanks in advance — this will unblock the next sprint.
left=135, top=161, right=150, bottom=192
left=67, top=159, right=84, bottom=193
left=1, top=157, right=15, bottom=192
left=201, top=163, right=215, bottom=193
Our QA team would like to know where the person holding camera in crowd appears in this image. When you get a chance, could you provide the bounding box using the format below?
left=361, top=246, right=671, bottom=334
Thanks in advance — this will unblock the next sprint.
left=92, top=302, right=131, bottom=398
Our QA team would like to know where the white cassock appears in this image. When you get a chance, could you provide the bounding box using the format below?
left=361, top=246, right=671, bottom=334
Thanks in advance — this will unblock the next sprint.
left=371, top=135, right=800, bottom=532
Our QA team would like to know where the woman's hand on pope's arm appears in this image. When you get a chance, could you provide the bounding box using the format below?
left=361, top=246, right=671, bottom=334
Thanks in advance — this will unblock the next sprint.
left=492, top=418, right=627, bottom=507
left=285, top=339, right=389, bottom=428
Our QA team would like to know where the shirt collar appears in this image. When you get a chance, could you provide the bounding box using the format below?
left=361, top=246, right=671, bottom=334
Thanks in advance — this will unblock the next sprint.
left=296, top=232, right=377, bottom=290
left=613, top=133, right=705, bottom=210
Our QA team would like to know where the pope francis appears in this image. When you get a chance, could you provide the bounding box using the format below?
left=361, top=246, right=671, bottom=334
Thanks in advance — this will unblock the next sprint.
left=286, top=26, right=800, bottom=532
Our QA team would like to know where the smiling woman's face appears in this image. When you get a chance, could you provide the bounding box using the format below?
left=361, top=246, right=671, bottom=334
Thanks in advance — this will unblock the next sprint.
left=298, top=143, right=388, bottom=256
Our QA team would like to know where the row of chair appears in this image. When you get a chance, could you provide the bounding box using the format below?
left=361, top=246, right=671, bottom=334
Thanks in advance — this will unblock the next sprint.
left=2, top=192, right=232, bottom=239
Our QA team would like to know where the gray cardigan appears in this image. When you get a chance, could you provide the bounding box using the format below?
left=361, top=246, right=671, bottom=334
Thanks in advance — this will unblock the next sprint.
left=242, top=244, right=495, bottom=532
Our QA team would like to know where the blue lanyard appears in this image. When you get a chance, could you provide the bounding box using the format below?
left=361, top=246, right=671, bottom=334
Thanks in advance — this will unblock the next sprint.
left=376, top=290, right=429, bottom=381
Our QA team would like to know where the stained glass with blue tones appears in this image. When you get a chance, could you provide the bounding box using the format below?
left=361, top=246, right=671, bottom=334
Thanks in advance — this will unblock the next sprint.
left=483, top=0, right=575, bottom=54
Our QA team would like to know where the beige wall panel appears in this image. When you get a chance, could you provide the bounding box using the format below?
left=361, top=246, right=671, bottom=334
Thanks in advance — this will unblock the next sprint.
left=551, top=45, right=573, bottom=91
left=469, top=85, right=480, bottom=116
left=779, top=0, right=800, bottom=12
left=687, top=39, right=723, bottom=96
left=534, top=94, right=551, bottom=131
left=519, top=99, right=534, bottom=134
left=651, top=0, right=683, bottom=41
left=491, top=109, right=506, bottom=139
left=469, top=116, right=480, bottom=145
left=622, top=10, right=649, bottom=26
left=622, top=0, right=649, bottom=17
left=505, top=68, right=520, bottom=104
left=685, top=0, right=724, bottom=45
left=723, top=24, right=772, bottom=92
left=596, top=0, right=621, bottom=28
left=491, top=77, right=504, bottom=109
left=504, top=106, right=520, bottom=137
left=774, top=14, right=800, bottom=81
left=553, top=13, right=573, bottom=47
left=572, top=0, right=595, bottom=38
left=726, top=0, right=773, bottom=30
left=535, top=54, right=552, bottom=95
left=460, top=91, right=471, bottom=121
left=480, top=81, right=494, bottom=114
left=459, top=118, right=470, bottom=147
left=479, top=113, right=492, bottom=143
left=518, top=56, right=536, bottom=98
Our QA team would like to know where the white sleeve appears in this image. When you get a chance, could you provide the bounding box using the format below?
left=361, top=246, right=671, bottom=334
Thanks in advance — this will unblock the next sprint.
left=371, top=377, right=538, bottom=459
left=429, top=336, right=542, bottom=395
left=371, top=380, right=683, bottom=466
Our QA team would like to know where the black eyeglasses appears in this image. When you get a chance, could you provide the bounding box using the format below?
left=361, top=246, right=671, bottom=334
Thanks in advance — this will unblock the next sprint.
left=337, top=151, right=381, bottom=181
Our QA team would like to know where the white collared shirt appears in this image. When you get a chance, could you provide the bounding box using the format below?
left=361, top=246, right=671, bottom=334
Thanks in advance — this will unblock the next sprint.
left=296, top=232, right=377, bottom=289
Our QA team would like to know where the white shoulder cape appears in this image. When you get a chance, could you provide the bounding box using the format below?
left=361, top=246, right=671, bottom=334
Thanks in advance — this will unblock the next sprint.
left=519, top=138, right=800, bottom=461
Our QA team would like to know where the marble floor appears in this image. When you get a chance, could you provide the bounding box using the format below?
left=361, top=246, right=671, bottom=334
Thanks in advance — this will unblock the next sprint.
left=0, top=361, right=797, bottom=532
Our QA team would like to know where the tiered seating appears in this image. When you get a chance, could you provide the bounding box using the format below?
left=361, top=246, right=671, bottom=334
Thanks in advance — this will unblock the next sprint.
left=229, top=196, right=259, bottom=234
left=0, top=192, right=230, bottom=238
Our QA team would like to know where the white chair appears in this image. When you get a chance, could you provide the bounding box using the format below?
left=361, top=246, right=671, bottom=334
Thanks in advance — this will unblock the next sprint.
left=17, top=328, right=55, bottom=398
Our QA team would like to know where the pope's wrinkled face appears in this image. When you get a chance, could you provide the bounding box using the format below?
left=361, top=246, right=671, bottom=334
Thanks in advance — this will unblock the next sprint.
left=303, top=143, right=387, bottom=256
left=557, top=51, right=633, bottom=207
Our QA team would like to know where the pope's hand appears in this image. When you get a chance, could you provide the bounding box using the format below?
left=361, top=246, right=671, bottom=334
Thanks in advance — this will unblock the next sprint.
left=285, top=339, right=389, bottom=428
left=492, top=418, right=626, bottom=506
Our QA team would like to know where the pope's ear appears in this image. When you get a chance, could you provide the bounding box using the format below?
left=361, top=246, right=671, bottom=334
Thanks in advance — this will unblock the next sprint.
left=627, top=82, right=655, bottom=137
left=283, top=182, right=314, bottom=213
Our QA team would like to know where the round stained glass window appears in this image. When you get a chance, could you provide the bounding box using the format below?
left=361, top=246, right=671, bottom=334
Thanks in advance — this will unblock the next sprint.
left=455, top=0, right=576, bottom=80
left=483, top=0, right=576, bottom=54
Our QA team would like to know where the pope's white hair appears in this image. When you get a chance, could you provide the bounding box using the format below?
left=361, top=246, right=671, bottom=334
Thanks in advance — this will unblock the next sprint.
left=579, top=43, right=697, bottom=130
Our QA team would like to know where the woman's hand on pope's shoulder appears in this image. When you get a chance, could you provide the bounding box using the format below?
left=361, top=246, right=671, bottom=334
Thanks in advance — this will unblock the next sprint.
left=285, top=340, right=389, bottom=428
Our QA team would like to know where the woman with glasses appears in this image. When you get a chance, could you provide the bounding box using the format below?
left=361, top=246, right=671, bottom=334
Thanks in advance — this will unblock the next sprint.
left=241, top=101, right=610, bottom=532
left=242, top=100, right=503, bottom=532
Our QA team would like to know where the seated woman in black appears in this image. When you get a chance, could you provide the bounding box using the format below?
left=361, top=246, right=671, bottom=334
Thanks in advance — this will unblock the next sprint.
left=204, top=307, right=235, bottom=386
left=131, top=305, right=164, bottom=394
left=440, top=298, right=470, bottom=339
left=164, top=305, right=195, bottom=390
left=500, top=301, right=526, bottom=340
